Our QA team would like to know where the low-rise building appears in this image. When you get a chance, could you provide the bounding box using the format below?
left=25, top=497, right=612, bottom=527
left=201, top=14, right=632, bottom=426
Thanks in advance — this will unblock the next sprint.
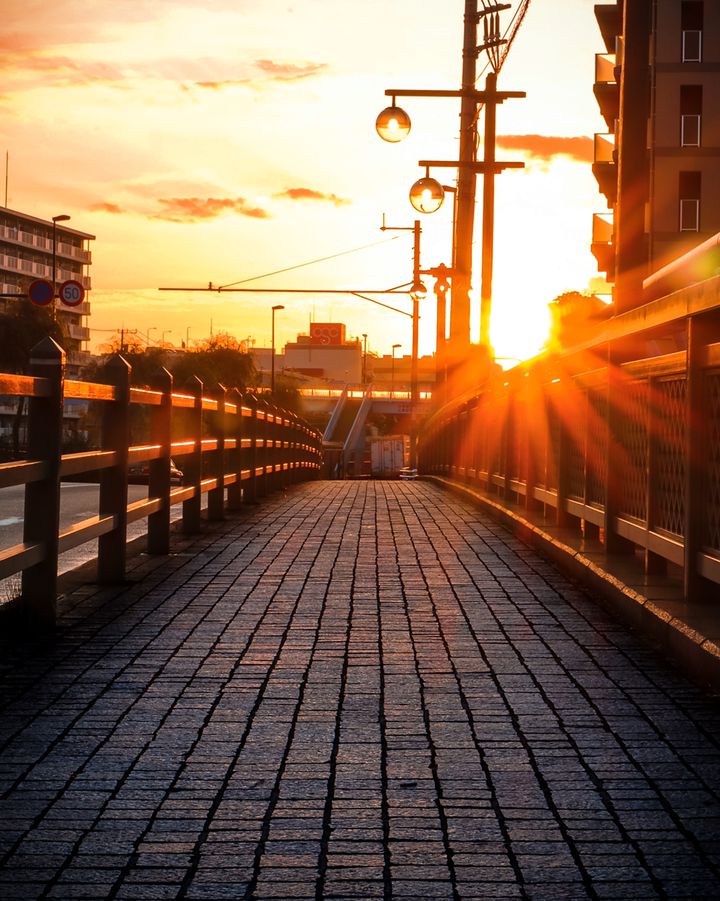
left=0, top=207, right=94, bottom=371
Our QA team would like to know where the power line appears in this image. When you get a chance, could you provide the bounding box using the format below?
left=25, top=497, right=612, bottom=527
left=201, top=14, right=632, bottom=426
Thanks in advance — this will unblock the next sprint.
left=218, top=235, right=403, bottom=289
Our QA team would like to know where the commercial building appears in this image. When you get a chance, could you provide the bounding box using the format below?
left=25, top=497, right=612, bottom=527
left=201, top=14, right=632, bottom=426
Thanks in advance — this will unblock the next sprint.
left=591, top=0, right=720, bottom=311
left=0, top=207, right=94, bottom=368
left=282, top=323, right=363, bottom=385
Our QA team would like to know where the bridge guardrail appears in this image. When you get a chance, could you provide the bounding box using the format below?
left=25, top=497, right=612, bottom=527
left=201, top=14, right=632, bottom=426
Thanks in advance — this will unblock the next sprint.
left=0, top=338, right=323, bottom=628
left=419, top=279, right=720, bottom=604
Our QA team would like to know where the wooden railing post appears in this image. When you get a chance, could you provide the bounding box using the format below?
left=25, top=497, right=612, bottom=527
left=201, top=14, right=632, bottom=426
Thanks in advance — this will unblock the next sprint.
left=148, top=367, right=173, bottom=555
left=245, top=394, right=259, bottom=504
left=256, top=397, right=270, bottom=497
left=183, top=376, right=203, bottom=534
left=208, top=383, right=226, bottom=521
left=227, top=388, right=244, bottom=511
left=98, top=354, right=131, bottom=583
left=21, top=337, right=65, bottom=629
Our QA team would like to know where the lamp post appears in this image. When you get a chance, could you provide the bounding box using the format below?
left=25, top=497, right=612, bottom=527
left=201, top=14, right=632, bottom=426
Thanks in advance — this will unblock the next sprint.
left=146, top=327, right=156, bottom=346
left=185, top=326, right=191, bottom=349
left=51, top=214, right=70, bottom=319
left=376, top=1, right=525, bottom=365
left=362, top=333, right=368, bottom=384
left=391, top=344, right=401, bottom=397
left=161, top=329, right=172, bottom=345
left=271, top=304, right=284, bottom=394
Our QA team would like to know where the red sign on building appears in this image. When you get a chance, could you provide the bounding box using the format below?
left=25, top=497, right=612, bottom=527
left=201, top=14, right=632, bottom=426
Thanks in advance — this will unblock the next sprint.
left=310, top=322, right=345, bottom=345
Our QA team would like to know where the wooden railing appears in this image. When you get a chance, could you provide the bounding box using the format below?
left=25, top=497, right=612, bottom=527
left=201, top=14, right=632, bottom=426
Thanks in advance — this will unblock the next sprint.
left=0, top=338, right=323, bottom=627
left=419, top=276, right=720, bottom=604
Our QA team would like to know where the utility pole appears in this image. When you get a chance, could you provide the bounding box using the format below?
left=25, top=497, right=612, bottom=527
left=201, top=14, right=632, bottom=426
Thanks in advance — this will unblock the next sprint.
left=378, top=0, right=524, bottom=386
left=450, top=0, right=482, bottom=353
left=480, top=72, right=498, bottom=348
left=380, top=218, right=424, bottom=468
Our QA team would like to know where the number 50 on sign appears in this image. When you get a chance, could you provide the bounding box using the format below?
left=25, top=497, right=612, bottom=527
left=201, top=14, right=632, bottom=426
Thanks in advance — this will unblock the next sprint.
left=59, top=279, right=85, bottom=307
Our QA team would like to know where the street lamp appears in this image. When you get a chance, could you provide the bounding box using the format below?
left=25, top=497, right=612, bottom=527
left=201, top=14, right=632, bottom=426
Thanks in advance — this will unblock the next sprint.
left=391, top=344, right=401, bottom=397
left=51, top=214, right=70, bottom=317
left=161, top=329, right=172, bottom=345
left=271, top=304, right=284, bottom=394
left=146, top=327, right=157, bottom=346
left=362, top=333, right=368, bottom=384
left=409, top=170, right=445, bottom=214
left=375, top=99, right=411, bottom=142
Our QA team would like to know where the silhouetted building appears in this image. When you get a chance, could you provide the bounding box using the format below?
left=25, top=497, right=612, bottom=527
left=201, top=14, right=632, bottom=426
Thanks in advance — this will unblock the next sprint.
left=591, top=0, right=720, bottom=311
left=283, top=323, right=363, bottom=384
left=0, top=207, right=94, bottom=368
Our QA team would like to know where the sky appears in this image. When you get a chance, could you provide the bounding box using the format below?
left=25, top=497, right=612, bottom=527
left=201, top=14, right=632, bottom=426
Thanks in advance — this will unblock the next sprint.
left=1, top=0, right=609, bottom=362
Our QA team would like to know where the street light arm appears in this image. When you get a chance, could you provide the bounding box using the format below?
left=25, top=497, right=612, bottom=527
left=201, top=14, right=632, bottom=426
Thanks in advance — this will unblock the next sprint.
left=384, top=88, right=525, bottom=101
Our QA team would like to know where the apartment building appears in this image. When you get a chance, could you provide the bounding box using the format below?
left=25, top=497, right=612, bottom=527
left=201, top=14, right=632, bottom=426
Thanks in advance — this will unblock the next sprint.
left=591, top=0, right=720, bottom=312
left=0, top=207, right=94, bottom=368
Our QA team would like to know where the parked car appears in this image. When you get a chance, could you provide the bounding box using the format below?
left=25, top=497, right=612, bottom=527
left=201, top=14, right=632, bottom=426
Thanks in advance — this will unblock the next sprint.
left=128, top=460, right=183, bottom=485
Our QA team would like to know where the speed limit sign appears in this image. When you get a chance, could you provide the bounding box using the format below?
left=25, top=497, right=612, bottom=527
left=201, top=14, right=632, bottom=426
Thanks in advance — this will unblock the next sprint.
left=59, top=279, right=85, bottom=307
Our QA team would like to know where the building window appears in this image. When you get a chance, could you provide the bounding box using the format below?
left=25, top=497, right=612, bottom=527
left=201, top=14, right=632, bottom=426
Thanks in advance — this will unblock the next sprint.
left=680, top=85, right=702, bottom=146
left=679, top=171, right=701, bottom=231
left=681, top=2, right=703, bottom=62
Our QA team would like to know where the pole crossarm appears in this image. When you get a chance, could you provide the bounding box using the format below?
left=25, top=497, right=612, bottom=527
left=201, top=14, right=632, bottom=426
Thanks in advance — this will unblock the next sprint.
left=419, top=159, right=525, bottom=172
left=385, top=88, right=525, bottom=102
left=158, top=287, right=417, bottom=294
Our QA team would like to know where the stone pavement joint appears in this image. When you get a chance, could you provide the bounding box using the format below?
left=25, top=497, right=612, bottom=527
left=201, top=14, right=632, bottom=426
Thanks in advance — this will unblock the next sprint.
left=1, top=481, right=720, bottom=900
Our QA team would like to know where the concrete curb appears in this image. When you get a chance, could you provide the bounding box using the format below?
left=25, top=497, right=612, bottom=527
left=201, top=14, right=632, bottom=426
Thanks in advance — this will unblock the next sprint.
left=427, top=475, right=720, bottom=692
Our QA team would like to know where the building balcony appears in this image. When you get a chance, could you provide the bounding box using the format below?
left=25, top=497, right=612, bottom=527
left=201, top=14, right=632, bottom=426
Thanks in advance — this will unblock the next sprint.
left=593, top=135, right=617, bottom=205
left=594, top=54, right=619, bottom=130
left=591, top=212, right=615, bottom=279
left=66, top=323, right=90, bottom=342
left=0, top=227, right=92, bottom=264
left=595, top=3, right=621, bottom=54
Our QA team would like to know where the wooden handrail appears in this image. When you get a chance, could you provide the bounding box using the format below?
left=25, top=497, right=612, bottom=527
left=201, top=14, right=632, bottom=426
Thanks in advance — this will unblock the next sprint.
left=0, top=344, right=323, bottom=629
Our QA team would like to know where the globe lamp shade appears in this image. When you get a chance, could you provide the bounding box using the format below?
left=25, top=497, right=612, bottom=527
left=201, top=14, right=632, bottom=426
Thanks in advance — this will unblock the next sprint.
left=409, top=176, right=445, bottom=214
left=376, top=105, right=411, bottom=142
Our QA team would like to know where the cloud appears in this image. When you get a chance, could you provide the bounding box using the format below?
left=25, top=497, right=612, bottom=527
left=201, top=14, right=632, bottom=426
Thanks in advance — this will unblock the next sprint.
left=90, top=202, right=124, bottom=214
left=275, top=187, right=350, bottom=206
left=255, top=59, right=327, bottom=81
left=192, top=59, right=327, bottom=91
left=497, top=135, right=593, bottom=163
left=153, top=196, right=271, bottom=223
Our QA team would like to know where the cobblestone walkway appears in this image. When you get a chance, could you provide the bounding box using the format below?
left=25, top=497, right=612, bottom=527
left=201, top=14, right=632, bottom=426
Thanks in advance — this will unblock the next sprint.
left=1, top=481, right=720, bottom=901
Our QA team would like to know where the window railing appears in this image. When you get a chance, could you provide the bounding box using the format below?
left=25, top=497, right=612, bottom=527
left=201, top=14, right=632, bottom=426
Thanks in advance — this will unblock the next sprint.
left=681, top=113, right=701, bottom=147
left=680, top=198, right=700, bottom=231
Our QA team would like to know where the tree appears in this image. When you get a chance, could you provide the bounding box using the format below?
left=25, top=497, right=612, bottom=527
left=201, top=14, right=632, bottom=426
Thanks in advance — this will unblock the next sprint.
left=269, top=374, right=302, bottom=415
left=546, top=291, right=611, bottom=351
left=168, top=332, right=256, bottom=392
left=0, top=301, right=66, bottom=456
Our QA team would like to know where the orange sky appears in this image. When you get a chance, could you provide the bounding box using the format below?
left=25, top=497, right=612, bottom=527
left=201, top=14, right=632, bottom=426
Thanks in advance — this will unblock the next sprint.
left=1, top=0, right=609, bottom=362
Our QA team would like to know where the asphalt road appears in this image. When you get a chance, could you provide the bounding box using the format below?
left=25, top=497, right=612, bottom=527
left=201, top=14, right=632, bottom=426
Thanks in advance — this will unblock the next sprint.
left=0, top=482, right=152, bottom=579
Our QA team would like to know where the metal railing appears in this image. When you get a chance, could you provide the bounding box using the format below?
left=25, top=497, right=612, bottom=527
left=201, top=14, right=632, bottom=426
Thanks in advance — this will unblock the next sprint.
left=0, top=338, right=323, bottom=628
left=419, top=276, right=720, bottom=603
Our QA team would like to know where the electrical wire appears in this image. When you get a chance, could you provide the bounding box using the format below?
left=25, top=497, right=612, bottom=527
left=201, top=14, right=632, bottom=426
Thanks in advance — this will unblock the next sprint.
left=475, top=0, right=533, bottom=84
left=473, top=0, right=533, bottom=153
left=218, top=235, right=403, bottom=290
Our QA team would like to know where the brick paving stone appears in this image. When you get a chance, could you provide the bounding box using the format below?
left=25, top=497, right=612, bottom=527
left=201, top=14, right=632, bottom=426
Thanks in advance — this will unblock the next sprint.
left=0, top=480, right=720, bottom=899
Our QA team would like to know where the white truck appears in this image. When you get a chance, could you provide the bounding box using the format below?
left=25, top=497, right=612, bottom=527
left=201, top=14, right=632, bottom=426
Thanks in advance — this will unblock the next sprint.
left=370, top=435, right=409, bottom=478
